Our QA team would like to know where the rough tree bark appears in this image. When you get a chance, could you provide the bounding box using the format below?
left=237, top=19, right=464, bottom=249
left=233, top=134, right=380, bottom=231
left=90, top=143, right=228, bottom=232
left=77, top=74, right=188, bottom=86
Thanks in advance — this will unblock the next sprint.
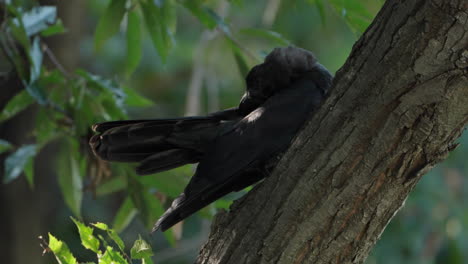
left=197, top=0, right=468, bottom=263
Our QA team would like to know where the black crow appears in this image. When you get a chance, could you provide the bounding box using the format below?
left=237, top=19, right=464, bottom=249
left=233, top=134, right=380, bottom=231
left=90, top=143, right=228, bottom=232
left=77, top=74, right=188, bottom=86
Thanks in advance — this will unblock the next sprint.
left=90, top=46, right=332, bottom=232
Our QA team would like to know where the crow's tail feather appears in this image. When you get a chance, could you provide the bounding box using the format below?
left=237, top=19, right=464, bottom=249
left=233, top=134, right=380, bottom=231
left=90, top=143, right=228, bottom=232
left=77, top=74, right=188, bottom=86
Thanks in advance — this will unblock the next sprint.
left=90, top=117, right=221, bottom=175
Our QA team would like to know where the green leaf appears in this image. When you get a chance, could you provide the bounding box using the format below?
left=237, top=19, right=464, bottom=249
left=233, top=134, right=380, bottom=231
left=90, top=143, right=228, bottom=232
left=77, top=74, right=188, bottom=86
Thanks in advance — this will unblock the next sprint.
left=41, top=18, right=67, bottom=37
left=76, top=69, right=127, bottom=121
left=8, top=19, right=31, bottom=53
left=0, top=139, right=13, bottom=154
left=123, top=87, right=153, bottom=107
left=113, top=196, right=138, bottom=233
left=239, top=28, right=291, bottom=46
left=140, top=0, right=174, bottom=62
left=125, top=10, right=142, bottom=76
left=76, top=70, right=126, bottom=106
left=108, top=229, right=125, bottom=252
left=97, top=234, right=110, bottom=249
left=94, top=0, right=127, bottom=51
left=29, top=36, right=43, bottom=84
left=0, top=89, right=35, bottom=122
left=130, top=236, right=153, bottom=259
left=13, top=6, right=57, bottom=36
left=57, top=138, right=83, bottom=217
left=101, top=246, right=128, bottom=264
left=163, top=0, right=177, bottom=34
left=24, top=37, right=48, bottom=105
left=93, top=222, right=109, bottom=230
left=23, top=156, right=34, bottom=188
left=71, top=217, right=100, bottom=253
left=142, top=257, right=154, bottom=264
left=92, top=222, right=125, bottom=252
left=4, top=19, right=30, bottom=80
left=215, top=199, right=232, bottom=210
left=25, top=81, right=48, bottom=106
left=3, top=144, right=37, bottom=184
left=181, top=1, right=222, bottom=30
left=48, top=233, right=78, bottom=264
left=34, top=108, right=59, bottom=146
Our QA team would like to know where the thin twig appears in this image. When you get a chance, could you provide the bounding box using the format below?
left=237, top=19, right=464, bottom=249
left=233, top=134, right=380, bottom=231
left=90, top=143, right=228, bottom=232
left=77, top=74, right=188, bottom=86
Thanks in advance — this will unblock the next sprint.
left=43, top=43, right=73, bottom=78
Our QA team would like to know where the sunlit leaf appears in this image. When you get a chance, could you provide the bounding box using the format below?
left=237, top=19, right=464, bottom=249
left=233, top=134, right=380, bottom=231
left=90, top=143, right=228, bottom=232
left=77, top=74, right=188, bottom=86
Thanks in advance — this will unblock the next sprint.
left=93, top=222, right=108, bottom=230
left=0, top=89, right=35, bottom=123
left=142, top=257, right=154, bottom=264
left=125, top=10, right=142, bottom=76
left=71, top=217, right=100, bottom=253
left=113, top=196, right=138, bottom=233
left=3, top=144, right=37, bottom=184
left=92, top=222, right=125, bottom=252
left=48, top=233, right=78, bottom=264
left=94, top=0, right=126, bottom=51
left=101, top=246, right=128, bottom=264
left=130, top=236, right=153, bottom=259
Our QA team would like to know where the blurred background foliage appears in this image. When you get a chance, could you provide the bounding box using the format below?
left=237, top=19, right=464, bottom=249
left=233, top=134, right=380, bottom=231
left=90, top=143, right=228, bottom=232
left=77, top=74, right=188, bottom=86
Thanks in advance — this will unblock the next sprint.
left=0, top=0, right=466, bottom=263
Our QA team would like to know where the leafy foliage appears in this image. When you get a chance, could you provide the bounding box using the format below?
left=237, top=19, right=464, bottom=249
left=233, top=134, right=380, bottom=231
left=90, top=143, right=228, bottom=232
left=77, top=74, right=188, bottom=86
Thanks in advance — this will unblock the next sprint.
left=44, top=218, right=153, bottom=264
left=3, top=0, right=465, bottom=264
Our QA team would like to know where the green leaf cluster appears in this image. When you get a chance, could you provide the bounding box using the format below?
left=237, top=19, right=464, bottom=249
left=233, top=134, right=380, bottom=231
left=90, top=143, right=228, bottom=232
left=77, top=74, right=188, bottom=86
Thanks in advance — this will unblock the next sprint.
left=46, top=218, right=154, bottom=264
left=1, top=2, right=153, bottom=217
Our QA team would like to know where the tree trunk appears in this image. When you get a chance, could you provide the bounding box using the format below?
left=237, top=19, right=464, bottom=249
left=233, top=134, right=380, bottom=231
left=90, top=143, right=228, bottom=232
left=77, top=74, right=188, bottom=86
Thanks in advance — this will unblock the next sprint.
left=197, top=0, right=468, bottom=263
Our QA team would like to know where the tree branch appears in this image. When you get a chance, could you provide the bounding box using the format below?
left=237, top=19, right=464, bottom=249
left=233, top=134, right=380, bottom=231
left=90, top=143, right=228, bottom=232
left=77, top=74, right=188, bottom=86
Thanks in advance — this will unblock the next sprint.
left=197, top=0, right=468, bottom=263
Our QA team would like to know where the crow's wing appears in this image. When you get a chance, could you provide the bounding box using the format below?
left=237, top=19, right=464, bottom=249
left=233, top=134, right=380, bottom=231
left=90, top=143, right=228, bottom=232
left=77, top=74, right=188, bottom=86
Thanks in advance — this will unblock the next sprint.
left=154, top=77, right=325, bottom=231
left=90, top=108, right=243, bottom=175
